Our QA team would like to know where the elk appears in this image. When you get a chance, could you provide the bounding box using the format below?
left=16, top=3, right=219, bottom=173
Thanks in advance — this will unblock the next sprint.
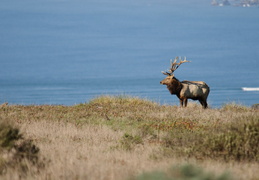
left=160, top=57, right=210, bottom=108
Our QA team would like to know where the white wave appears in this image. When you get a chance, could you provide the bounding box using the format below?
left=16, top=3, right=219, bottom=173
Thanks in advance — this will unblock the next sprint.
left=242, top=87, right=259, bottom=91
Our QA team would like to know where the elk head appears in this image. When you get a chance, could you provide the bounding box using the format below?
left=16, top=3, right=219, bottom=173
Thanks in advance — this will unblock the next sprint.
left=160, top=56, right=190, bottom=94
left=160, top=56, right=190, bottom=85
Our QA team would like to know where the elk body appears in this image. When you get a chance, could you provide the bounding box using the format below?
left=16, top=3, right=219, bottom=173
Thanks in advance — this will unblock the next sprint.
left=160, top=57, right=210, bottom=108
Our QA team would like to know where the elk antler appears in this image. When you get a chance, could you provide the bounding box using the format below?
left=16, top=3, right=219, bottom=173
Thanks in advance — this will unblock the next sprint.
left=162, top=56, right=190, bottom=75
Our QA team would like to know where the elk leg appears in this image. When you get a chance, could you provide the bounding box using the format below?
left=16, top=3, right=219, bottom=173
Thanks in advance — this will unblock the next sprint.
left=199, top=99, right=204, bottom=107
left=199, top=99, right=208, bottom=109
left=184, top=99, right=188, bottom=107
left=203, top=101, right=208, bottom=109
left=179, top=99, right=184, bottom=107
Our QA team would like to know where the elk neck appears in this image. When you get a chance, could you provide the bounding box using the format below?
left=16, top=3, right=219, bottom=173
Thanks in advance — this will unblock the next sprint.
left=166, top=77, right=183, bottom=95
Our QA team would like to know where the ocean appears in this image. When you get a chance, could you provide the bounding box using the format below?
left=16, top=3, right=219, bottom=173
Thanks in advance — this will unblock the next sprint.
left=0, top=0, right=259, bottom=107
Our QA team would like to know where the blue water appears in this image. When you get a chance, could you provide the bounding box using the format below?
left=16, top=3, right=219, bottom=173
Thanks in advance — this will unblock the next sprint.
left=0, top=0, right=259, bottom=107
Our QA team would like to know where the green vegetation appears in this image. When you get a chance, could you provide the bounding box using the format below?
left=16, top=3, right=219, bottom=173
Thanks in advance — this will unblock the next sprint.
left=0, top=122, right=41, bottom=176
left=120, top=133, right=143, bottom=151
left=0, top=95, right=258, bottom=179
left=0, top=122, right=21, bottom=149
left=130, top=164, right=231, bottom=180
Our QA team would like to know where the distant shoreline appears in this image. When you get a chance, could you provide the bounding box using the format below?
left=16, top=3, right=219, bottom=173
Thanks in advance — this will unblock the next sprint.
left=211, top=0, right=259, bottom=7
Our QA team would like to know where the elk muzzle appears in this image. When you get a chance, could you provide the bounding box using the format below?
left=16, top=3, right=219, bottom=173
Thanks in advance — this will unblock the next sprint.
left=160, top=80, right=166, bottom=85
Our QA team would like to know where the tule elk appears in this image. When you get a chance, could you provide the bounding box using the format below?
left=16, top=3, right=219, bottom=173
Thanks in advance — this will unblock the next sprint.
left=160, top=57, right=210, bottom=108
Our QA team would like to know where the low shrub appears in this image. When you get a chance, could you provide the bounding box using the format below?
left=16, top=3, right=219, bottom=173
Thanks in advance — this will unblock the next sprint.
left=130, top=164, right=231, bottom=180
left=200, top=118, right=259, bottom=161
left=120, top=133, right=143, bottom=151
left=160, top=117, right=259, bottom=162
left=0, top=121, right=42, bottom=175
left=0, top=122, right=21, bottom=149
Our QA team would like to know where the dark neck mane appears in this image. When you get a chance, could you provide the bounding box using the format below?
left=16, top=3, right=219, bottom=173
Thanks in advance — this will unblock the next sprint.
left=167, top=77, right=182, bottom=95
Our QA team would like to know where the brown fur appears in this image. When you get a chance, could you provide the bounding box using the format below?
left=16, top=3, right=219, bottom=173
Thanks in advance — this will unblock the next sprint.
left=160, top=75, right=210, bottom=108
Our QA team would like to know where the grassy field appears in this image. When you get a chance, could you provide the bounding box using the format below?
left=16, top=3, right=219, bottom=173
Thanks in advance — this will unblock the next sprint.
left=0, top=96, right=258, bottom=180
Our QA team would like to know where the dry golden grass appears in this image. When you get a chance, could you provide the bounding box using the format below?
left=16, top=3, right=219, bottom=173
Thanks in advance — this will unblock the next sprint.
left=0, top=95, right=258, bottom=180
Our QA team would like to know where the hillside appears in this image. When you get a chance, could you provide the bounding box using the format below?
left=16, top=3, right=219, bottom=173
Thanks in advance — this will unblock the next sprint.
left=0, top=96, right=258, bottom=180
